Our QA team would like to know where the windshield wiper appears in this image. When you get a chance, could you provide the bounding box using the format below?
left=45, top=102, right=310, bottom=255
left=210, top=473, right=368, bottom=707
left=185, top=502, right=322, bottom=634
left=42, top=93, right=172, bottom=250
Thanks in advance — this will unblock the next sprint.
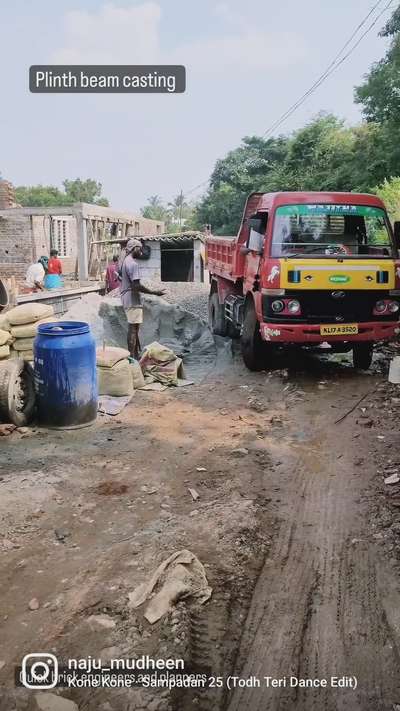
left=285, top=247, right=327, bottom=258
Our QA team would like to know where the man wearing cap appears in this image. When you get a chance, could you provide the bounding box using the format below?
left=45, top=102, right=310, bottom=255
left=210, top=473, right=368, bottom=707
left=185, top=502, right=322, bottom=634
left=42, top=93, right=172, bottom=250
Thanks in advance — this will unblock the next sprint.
left=120, top=238, right=164, bottom=359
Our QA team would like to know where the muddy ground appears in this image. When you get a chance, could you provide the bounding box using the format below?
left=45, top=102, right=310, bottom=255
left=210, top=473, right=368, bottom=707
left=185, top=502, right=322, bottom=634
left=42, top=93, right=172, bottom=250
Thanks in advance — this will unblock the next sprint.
left=1, top=348, right=400, bottom=711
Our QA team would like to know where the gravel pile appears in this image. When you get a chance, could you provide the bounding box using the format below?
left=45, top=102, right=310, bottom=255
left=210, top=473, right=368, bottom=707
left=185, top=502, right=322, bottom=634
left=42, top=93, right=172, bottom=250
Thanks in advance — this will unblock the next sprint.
left=143, top=280, right=210, bottom=321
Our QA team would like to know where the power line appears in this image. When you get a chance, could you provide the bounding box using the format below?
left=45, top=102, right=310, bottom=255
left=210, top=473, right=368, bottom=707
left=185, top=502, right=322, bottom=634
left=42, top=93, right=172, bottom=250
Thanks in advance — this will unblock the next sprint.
left=176, top=0, right=395, bottom=201
left=185, top=179, right=210, bottom=196
left=262, top=0, right=393, bottom=139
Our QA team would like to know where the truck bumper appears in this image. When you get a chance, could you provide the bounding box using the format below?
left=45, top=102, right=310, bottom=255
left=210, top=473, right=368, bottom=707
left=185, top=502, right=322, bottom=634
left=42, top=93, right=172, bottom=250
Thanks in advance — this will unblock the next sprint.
left=261, top=321, right=400, bottom=344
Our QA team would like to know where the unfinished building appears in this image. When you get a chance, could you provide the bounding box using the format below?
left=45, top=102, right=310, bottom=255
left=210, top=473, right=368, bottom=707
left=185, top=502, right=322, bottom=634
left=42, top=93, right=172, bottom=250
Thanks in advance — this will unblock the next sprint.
left=0, top=202, right=164, bottom=282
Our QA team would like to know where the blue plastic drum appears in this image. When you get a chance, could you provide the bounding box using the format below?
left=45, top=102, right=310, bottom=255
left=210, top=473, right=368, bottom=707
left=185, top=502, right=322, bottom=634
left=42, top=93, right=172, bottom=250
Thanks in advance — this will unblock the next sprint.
left=34, top=321, right=97, bottom=429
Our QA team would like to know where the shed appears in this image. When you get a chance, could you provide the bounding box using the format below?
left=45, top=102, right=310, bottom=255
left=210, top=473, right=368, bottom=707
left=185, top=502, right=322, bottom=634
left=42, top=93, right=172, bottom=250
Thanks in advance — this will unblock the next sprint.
left=139, top=231, right=206, bottom=283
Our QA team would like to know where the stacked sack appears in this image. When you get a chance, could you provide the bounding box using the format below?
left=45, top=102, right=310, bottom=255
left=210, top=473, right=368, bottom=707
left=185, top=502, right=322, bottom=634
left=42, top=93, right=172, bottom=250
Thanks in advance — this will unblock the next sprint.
left=5, top=303, right=56, bottom=362
left=0, top=312, right=13, bottom=360
left=97, top=346, right=145, bottom=397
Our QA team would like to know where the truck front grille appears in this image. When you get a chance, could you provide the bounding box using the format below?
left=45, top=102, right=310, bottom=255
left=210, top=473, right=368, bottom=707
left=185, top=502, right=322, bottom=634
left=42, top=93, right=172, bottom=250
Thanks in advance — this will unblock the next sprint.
left=262, top=290, right=396, bottom=323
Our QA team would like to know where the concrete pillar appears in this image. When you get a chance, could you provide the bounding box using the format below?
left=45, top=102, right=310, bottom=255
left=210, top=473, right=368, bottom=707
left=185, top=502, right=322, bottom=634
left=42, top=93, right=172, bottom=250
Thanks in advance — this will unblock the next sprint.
left=76, top=212, right=89, bottom=281
left=193, top=239, right=202, bottom=283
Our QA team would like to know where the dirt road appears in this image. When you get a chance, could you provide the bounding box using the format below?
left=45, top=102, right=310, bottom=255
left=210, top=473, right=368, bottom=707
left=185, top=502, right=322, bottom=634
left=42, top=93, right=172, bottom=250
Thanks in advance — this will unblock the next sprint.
left=1, top=350, right=400, bottom=710
left=227, top=360, right=400, bottom=711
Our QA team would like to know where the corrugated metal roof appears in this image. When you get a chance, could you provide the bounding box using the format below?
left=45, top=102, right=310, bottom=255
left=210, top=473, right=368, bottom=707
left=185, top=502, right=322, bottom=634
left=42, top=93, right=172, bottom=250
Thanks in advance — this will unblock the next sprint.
left=141, top=231, right=206, bottom=243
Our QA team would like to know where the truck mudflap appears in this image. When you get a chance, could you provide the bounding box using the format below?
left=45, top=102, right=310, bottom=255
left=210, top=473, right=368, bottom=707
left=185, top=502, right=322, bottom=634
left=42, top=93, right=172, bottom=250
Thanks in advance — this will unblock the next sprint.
left=260, top=321, right=400, bottom=343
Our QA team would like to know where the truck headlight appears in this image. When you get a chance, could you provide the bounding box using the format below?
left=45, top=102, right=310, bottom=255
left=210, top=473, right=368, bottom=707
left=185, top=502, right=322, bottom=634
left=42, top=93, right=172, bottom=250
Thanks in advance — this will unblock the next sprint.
left=389, top=301, right=399, bottom=313
left=287, top=299, right=301, bottom=314
left=271, top=300, right=284, bottom=313
left=375, top=300, right=387, bottom=313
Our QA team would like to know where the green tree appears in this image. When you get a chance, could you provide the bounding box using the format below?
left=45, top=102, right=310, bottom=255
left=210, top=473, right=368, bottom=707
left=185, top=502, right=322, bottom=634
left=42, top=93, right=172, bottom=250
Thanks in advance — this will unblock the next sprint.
left=195, top=115, right=367, bottom=234
left=195, top=135, right=290, bottom=234
left=375, top=176, right=400, bottom=221
left=15, top=178, right=109, bottom=207
left=15, top=185, right=68, bottom=207
left=62, top=178, right=109, bottom=205
left=355, top=5, right=400, bottom=123
left=141, top=195, right=168, bottom=222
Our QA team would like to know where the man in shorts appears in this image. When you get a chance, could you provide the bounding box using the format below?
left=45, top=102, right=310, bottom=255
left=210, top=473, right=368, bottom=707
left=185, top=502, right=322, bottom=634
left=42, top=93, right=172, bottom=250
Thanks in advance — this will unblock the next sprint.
left=120, top=238, right=164, bottom=359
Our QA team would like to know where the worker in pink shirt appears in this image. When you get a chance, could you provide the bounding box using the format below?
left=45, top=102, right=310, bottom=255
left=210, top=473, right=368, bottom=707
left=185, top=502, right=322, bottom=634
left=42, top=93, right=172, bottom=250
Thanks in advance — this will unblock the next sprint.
left=105, top=254, right=121, bottom=293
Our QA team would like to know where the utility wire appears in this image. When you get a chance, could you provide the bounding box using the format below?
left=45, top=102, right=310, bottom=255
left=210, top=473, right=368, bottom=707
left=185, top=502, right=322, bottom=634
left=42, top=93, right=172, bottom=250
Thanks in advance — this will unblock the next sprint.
left=177, top=0, right=394, bottom=201
left=262, top=0, right=393, bottom=139
left=185, top=179, right=210, bottom=196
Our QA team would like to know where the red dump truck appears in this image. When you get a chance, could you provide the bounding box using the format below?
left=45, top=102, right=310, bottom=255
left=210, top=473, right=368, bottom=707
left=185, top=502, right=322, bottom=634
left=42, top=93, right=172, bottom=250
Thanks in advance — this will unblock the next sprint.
left=205, top=191, right=400, bottom=370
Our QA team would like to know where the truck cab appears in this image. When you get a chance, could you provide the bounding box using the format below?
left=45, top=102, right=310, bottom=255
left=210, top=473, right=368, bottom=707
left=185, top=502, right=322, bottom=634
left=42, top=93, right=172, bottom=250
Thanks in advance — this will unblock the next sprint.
left=206, top=191, right=400, bottom=370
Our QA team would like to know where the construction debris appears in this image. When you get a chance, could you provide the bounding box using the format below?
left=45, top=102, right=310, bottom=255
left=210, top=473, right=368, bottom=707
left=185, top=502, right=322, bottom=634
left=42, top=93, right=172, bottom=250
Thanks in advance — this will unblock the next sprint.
left=128, top=549, right=212, bottom=624
left=29, top=693, right=78, bottom=711
left=140, top=341, right=184, bottom=387
left=0, top=423, right=16, bottom=436
left=384, top=473, right=400, bottom=485
left=87, top=614, right=116, bottom=631
left=28, top=598, right=40, bottom=611
left=188, top=487, right=200, bottom=501
left=231, top=448, right=249, bottom=457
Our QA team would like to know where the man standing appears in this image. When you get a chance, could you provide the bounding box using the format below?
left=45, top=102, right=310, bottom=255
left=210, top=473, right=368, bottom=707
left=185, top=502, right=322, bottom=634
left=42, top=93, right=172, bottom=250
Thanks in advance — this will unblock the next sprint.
left=48, top=249, right=62, bottom=275
left=120, top=238, right=164, bottom=359
left=105, top=254, right=120, bottom=293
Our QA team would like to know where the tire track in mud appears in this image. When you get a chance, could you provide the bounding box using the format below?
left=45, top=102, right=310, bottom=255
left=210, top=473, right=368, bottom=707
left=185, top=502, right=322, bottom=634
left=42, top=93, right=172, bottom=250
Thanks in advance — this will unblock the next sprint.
left=226, top=383, right=400, bottom=711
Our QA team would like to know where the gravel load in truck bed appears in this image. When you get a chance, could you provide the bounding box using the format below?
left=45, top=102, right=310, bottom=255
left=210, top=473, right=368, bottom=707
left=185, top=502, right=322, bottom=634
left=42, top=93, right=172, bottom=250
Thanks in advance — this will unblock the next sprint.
left=143, top=280, right=210, bottom=321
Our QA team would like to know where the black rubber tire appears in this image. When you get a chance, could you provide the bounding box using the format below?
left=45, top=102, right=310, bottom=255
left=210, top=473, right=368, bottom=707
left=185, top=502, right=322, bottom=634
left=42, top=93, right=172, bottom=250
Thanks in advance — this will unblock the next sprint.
left=241, top=300, right=267, bottom=371
left=0, top=359, right=35, bottom=426
left=352, top=342, right=373, bottom=370
left=208, top=292, right=228, bottom=336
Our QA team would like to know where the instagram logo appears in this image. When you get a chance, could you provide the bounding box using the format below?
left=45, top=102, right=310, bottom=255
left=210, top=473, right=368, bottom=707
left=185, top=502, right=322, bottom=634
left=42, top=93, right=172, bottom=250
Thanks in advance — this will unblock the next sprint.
left=21, top=653, right=58, bottom=689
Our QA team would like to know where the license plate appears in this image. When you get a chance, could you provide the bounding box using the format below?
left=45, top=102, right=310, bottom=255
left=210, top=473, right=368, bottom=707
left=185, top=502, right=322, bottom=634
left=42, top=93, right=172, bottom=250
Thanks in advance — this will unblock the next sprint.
left=320, top=323, right=358, bottom=336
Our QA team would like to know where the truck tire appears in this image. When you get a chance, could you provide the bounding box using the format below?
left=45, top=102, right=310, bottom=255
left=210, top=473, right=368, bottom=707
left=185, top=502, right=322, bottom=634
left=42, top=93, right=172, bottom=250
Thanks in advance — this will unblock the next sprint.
left=208, top=292, right=228, bottom=336
left=0, top=359, right=35, bottom=426
left=241, top=300, right=267, bottom=371
left=352, top=342, right=373, bottom=370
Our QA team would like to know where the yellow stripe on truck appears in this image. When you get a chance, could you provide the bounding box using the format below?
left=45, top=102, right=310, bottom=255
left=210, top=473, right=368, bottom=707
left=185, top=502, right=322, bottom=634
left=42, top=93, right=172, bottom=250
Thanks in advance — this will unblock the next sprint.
left=279, top=259, right=395, bottom=290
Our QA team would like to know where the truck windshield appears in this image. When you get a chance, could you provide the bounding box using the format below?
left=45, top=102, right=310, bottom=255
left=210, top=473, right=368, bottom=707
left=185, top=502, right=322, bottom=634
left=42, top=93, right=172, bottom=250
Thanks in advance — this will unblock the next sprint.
left=271, top=204, right=393, bottom=258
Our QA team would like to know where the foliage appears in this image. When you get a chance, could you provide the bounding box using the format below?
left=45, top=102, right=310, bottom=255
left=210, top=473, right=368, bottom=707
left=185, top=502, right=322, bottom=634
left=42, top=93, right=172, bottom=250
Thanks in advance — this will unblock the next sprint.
left=195, top=115, right=373, bottom=234
left=193, top=5, right=400, bottom=235
left=141, top=195, right=168, bottom=222
left=15, top=185, right=68, bottom=207
left=355, top=5, right=400, bottom=123
left=141, top=193, right=197, bottom=231
left=375, top=177, right=400, bottom=222
left=62, top=178, right=109, bottom=206
left=15, top=178, right=109, bottom=207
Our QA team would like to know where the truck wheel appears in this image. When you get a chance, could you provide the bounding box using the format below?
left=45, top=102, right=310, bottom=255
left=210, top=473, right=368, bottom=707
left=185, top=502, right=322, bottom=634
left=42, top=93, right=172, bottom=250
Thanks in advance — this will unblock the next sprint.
left=208, top=292, right=228, bottom=336
left=352, top=342, right=373, bottom=370
left=241, top=300, right=266, bottom=371
left=0, top=359, right=35, bottom=426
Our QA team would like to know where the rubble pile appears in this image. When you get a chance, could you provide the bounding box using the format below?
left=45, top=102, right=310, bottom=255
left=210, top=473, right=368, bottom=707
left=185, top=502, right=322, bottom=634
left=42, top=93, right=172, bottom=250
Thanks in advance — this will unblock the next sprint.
left=143, top=280, right=209, bottom=321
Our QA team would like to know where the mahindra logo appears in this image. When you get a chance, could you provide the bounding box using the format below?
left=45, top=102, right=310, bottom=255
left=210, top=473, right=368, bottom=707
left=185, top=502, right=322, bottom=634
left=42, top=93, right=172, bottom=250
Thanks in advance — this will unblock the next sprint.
left=331, top=290, right=345, bottom=299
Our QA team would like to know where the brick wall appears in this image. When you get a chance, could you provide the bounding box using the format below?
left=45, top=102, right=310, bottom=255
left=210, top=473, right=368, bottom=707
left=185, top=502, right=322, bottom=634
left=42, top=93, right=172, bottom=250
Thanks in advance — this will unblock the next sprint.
left=0, top=214, right=33, bottom=281
left=32, top=215, right=78, bottom=276
left=0, top=180, right=18, bottom=209
left=138, top=217, right=164, bottom=235
left=0, top=213, right=79, bottom=283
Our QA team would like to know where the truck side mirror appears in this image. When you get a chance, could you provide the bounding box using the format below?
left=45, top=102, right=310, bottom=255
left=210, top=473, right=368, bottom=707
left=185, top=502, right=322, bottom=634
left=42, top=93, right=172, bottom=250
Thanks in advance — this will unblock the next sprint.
left=394, top=221, right=400, bottom=252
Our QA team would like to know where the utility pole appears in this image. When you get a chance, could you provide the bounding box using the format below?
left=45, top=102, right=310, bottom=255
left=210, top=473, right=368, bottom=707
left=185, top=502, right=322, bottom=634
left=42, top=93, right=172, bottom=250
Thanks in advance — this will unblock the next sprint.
left=179, top=189, right=184, bottom=232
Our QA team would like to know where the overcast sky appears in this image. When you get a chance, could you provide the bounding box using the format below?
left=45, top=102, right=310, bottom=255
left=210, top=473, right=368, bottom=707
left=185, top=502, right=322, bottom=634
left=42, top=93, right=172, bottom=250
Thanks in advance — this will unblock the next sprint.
left=0, top=0, right=393, bottom=211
